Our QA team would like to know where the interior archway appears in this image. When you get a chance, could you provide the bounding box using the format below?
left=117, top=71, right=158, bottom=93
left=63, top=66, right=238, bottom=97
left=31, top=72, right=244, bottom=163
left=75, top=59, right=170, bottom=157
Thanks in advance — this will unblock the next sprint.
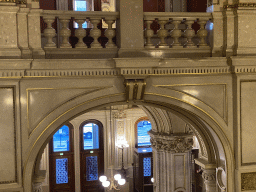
left=23, top=92, right=234, bottom=192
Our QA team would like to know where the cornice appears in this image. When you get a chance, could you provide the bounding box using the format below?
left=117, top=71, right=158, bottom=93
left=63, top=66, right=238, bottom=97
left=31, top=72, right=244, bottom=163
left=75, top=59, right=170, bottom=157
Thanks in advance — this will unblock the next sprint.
left=224, top=3, right=256, bottom=9
left=0, top=58, right=233, bottom=78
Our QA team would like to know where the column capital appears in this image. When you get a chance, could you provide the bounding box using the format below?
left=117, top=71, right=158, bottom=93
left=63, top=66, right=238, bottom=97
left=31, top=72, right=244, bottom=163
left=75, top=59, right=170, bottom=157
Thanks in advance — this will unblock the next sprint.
left=149, top=131, right=193, bottom=153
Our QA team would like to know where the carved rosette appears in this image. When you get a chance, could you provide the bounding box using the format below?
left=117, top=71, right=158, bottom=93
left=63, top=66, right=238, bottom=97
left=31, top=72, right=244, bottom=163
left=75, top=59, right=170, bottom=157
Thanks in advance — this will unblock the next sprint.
left=149, top=132, right=193, bottom=153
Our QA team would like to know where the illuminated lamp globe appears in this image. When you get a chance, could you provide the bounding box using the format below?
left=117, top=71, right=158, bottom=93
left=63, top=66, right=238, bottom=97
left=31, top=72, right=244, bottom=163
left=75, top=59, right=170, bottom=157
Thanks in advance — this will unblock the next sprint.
left=99, top=175, right=107, bottom=182
left=102, top=180, right=110, bottom=187
left=118, top=178, right=126, bottom=185
left=114, top=174, right=121, bottom=181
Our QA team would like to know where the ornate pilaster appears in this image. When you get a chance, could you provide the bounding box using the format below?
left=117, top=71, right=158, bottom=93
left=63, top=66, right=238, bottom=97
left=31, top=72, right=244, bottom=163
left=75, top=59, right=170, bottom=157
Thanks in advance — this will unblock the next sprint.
left=202, top=169, right=216, bottom=192
left=149, top=131, right=193, bottom=192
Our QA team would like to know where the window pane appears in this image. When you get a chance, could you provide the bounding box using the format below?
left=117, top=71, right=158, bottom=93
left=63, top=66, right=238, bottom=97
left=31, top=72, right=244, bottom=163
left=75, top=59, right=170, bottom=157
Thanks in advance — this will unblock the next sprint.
left=143, top=157, right=151, bottom=177
left=53, top=125, right=70, bottom=152
left=83, top=123, right=99, bottom=150
left=137, top=120, right=152, bottom=146
left=56, top=158, right=69, bottom=184
left=86, top=156, right=98, bottom=181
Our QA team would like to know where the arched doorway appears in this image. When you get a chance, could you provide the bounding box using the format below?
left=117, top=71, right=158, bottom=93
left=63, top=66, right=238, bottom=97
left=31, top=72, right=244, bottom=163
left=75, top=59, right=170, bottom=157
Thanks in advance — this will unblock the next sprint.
left=23, top=87, right=234, bottom=192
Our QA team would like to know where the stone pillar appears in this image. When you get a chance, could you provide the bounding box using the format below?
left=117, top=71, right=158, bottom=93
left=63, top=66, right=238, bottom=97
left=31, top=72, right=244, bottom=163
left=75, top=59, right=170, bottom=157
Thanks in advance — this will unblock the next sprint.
left=149, top=131, right=193, bottom=192
left=116, top=0, right=145, bottom=57
left=27, top=9, right=45, bottom=58
left=202, top=169, right=216, bottom=192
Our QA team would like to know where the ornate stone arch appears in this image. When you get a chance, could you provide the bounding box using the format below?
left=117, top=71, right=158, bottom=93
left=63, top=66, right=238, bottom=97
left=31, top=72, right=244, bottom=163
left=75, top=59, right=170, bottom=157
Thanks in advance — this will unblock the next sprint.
left=22, top=86, right=234, bottom=192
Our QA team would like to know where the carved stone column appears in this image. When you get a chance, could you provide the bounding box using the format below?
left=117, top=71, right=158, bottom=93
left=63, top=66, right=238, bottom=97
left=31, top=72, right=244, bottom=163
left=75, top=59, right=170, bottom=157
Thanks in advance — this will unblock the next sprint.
left=202, top=169, right=216, bottom=192
left=149, top=131, right=193, bottom=192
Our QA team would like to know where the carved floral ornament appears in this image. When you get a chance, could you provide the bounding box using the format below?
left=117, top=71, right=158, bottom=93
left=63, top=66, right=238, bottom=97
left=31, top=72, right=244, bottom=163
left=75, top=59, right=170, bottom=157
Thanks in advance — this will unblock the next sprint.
left=149, top=133, right=193, bottom=153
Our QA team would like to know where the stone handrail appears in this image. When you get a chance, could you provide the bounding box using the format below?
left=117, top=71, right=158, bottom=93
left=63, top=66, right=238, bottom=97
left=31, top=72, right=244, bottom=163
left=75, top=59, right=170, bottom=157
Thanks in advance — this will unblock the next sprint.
left=41, top=10, right=119, bottom=49
left=144, top=12, right=212, bottom=49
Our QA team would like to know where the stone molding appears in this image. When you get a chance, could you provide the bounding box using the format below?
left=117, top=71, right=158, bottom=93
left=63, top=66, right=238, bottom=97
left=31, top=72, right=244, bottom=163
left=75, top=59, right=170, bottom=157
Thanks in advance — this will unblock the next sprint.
left=224, top=3, right=256, bottom=9
left=149, top=131, right=193, bottom=153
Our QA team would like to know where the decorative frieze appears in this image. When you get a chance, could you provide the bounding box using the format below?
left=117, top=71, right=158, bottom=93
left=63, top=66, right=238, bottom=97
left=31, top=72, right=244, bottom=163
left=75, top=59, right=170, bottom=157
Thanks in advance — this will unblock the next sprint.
left=149, top=132, right=193, bottom=153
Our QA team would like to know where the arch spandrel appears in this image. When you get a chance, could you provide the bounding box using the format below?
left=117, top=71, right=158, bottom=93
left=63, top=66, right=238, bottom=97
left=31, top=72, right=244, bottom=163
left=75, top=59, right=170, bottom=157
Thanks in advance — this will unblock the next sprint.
left=22, top=79, right=234, bottom=192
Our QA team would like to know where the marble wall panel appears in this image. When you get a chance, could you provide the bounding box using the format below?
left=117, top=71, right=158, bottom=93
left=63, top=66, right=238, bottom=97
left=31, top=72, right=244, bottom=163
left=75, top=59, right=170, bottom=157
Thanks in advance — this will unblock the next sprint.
left=0, top=88, right=16, bottom=184
left=241, top=81, right=256, bottom=164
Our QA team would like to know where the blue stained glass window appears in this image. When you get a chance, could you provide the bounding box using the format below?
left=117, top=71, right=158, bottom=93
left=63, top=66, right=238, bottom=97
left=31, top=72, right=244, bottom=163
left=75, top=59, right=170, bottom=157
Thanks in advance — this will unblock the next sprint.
left=137, top=120, right=152, bottom=146
left=83, top=123, right=99, bottom=150
left=56, top=158, right=69, bottom=184
left=143, top=157, right=151, bottom=177
left=74, top=0, right=87, bottom=28
left=53, top=125, right=70, bottom=152
left=86, top=156, right=98, bottom=181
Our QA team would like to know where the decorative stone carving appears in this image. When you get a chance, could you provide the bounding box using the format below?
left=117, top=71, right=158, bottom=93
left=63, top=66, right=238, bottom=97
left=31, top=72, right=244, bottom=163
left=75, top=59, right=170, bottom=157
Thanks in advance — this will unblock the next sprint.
left=202, top=169, right=217, bottom=192
left=113, top=110, right=126, bottom=119
left=32, top=182, right=42, bottom=192
left=202, top=170, right=216, bottom=181
left=149, top=131, right=193, bottom=153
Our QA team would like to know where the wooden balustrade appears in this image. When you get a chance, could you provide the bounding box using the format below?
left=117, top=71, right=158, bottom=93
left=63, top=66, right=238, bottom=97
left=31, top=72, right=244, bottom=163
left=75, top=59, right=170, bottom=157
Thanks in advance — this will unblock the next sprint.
left=144, top=12, right=212, bottom=49
left=41, top=10, right=119, bottom=49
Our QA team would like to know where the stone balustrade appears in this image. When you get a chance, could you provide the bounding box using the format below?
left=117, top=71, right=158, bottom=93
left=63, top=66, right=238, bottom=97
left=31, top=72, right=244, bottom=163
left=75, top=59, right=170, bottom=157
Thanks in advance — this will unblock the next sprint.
left=144, top=12, right=212, bottom=49
left=41, top=10, right=119, bottom=49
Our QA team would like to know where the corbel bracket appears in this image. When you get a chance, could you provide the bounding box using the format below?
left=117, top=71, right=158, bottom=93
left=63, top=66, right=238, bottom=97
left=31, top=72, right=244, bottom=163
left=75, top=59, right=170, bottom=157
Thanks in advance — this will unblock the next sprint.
left=124, top=79, right=146, bottom=102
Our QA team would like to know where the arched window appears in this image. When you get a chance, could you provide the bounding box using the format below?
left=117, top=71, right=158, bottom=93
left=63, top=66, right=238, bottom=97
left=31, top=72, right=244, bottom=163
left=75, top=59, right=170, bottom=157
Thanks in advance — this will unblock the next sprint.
left=80, top=120, right=104, bottom=192
left=49, top=123, right=75, bottom=191
left=135, top=117, right=152, bottom=148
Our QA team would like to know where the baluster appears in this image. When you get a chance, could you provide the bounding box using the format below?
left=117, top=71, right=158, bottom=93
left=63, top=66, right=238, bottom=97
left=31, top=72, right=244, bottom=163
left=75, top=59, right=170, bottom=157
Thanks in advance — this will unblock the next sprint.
left=104, top=17, right=117, bottom=48
left=185, top=18, right=196, bottom=48
left=90, top=18, right=102, bottom=48
left=197, top=19, right=208, bottom=47
left=75, top=19, right=87, bottom=48
left=157, top=19, right=169, bottom=48
left=170, top=19, right=183, bottom=48
left=43, top=16, right=56, bottom=48
left=59, top=17, right=71, bottom=48
left=144, top=20, right=155, bottom=48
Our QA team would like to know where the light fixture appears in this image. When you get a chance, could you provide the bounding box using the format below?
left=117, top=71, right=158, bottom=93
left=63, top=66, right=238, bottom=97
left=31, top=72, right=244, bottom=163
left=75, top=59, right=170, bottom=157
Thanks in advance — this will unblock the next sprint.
left=99, top=168, right=126, bottom=190
left=99, top=106, right=128, bottom=190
